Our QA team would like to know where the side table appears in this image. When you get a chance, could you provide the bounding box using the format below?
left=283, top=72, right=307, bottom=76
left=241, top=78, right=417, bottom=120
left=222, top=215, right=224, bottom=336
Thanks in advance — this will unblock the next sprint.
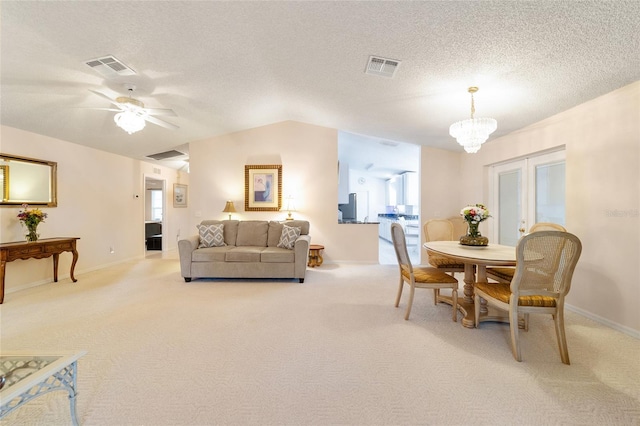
left=308, top=244, right=324, bottom=267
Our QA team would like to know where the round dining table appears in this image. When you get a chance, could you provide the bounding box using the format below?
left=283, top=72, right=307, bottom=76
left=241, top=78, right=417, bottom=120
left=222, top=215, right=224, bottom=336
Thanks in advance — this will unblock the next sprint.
left=423, top=240, right=516, bottom=328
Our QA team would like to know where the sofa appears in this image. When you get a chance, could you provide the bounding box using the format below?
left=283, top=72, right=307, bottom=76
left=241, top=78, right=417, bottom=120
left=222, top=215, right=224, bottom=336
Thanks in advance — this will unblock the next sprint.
left=178, top=219, right=311, bottom=283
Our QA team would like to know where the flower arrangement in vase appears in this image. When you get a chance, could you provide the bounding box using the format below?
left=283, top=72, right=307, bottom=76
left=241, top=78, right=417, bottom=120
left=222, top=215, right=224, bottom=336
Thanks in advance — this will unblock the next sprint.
left=17, top=203, right=48, bottom=242
left=459, top=203, right=491, bottom=246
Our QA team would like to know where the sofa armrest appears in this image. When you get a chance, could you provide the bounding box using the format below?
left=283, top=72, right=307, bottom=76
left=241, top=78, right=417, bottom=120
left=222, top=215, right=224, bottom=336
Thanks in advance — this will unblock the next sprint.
left=294, top=234, right=311, bottom=281
left=178, top=235, right=200, bottom=279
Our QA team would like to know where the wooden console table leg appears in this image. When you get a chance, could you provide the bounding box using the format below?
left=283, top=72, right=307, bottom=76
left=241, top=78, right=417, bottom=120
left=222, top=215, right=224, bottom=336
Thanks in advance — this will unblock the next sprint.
left=53, top=253, right=60, bottom=282
left=70, top=248, right=78, bottom=282
left=0, top=257, right=5, bottom=304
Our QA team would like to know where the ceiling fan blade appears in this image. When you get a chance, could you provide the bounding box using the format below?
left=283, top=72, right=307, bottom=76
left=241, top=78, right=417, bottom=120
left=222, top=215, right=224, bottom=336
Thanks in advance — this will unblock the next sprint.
left=144, top=115, right=179, bottom=130
left=89, top=89, right=122, bottom=108
left=82, top=107, right=122, bottom=112
left=142, top=107, right=177, bottom=117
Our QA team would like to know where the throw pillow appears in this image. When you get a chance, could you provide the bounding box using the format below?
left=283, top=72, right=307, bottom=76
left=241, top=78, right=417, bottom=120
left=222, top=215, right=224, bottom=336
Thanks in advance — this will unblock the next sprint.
left=277, top=224, right=301, bottom=250
left=197, top=224, right=226, bottom=248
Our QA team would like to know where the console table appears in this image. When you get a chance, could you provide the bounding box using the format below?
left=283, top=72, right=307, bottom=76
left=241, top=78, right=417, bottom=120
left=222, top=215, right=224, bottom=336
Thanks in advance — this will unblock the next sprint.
left=0, top=237, right=80, bottom=304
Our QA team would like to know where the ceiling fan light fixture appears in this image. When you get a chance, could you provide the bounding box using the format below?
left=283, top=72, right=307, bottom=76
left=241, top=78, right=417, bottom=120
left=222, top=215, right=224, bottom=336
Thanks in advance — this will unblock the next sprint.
left=114, top=110, right=146, bottom=134
left=449, top=87, right=497, bottom=153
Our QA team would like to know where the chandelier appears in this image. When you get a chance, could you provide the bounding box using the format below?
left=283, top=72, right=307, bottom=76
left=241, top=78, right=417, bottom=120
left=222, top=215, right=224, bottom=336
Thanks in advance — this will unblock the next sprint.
left=449, top=86, right=497, bottom=153
left=114, top=110, right=146, bottom=134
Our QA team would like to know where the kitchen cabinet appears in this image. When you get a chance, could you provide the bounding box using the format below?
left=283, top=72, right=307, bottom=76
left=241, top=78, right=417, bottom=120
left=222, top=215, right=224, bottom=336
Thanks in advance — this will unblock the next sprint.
left=402, top=172, right=419, bottom=206
left=385, top=172, right=418, bottom=206
left=378, top=216, right=419, bottom=243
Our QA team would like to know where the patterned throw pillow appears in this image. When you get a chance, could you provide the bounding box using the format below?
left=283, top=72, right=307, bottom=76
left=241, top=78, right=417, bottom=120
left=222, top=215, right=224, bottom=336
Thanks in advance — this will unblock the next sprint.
left=277, top=225, right=301, bottom=250
left=197, top=224, right=226, bottom=248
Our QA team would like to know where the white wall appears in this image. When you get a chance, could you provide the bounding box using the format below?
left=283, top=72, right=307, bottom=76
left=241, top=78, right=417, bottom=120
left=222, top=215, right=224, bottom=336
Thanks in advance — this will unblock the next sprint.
left=188, top=121, right=379, bottom=263
left=0, top=126, right=190, bottom=294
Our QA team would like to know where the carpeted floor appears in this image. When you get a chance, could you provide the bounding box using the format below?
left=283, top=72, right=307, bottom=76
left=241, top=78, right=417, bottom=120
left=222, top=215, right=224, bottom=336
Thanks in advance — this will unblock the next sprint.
left=1, top=251, right=639, bottom=425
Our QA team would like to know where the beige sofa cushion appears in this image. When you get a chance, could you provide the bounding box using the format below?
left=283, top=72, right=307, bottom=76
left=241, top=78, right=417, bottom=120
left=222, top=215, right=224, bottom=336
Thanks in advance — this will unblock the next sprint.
left=192, top=246, right=233, bottom=262
left=225, top=247, right=263, bottom=262
left=267, top=221, right=284, bottom=247
left=236, top=221, right=269, bottom=246
left=261, top=247, right=295, bottom=263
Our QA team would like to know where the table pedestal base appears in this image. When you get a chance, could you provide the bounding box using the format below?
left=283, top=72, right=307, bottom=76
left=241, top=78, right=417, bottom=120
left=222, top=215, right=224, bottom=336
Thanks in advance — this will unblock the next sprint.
left=437, top=294, right=524, bottom=329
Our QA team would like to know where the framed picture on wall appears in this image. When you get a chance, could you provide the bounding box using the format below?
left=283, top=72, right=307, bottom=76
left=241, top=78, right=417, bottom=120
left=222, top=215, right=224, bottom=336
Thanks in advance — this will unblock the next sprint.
left=173, top=183, right=188, bottom=208
left=244, top=165, right=282, bottom=211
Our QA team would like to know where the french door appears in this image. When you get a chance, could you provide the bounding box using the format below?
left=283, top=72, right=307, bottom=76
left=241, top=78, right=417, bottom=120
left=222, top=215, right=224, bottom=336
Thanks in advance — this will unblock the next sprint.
left=490, top=150, right=566, bottom=246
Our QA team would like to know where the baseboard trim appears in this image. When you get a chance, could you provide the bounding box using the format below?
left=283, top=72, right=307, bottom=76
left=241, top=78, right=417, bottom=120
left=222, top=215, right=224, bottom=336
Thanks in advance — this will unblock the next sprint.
left=566, top=303, right=640, bottom=339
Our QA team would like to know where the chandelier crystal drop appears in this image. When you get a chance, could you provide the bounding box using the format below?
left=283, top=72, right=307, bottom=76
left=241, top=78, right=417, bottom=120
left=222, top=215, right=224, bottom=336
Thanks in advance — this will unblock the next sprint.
left=114, top=110, right=146, bottom=134
left=449, top=87, right=497, bottom=154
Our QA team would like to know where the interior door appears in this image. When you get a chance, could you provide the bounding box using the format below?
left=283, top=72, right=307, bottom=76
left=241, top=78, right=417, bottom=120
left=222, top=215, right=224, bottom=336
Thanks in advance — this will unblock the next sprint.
left=491, top=150, right=565, bottom=246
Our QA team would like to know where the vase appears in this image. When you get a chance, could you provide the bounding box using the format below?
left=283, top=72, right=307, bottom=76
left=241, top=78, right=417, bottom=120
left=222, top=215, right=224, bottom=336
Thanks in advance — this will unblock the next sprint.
left=26, top=224, right=39, bottom=242
left=459, top=221, right=488, bottom=246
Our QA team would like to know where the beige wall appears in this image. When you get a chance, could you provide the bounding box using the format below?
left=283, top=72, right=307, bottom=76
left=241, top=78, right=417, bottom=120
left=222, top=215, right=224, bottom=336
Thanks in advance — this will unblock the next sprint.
left=455, top=81, right=640, bottom=334
left=188, top=120, right=379, bottom=264
left=0, top=126, right=190, bottom=294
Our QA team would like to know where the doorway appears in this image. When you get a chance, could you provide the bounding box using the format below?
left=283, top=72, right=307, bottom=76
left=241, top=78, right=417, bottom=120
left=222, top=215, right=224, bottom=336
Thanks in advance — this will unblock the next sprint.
left=144, top=177, right=165, bottom=252
left=489, top=150, right=566, bottom=246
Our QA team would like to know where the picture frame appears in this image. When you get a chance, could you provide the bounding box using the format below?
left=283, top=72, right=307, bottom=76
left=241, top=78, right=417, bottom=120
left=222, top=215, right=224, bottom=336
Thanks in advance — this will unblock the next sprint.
left=0, top=166, right=8, bottom=202
left=173, top=183, right=188, bottom=208
left=244, top=165, right=282, bottom=211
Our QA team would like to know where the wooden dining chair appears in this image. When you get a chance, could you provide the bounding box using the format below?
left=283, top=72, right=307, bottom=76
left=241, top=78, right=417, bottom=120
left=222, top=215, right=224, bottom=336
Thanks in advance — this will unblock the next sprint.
left=423, top=219, right=465, bottom=277
left=487, top=223, right=567, bottom=284
left=391, top=223, right=459, bottom=321
left=474, top=231, right=582, bottom=364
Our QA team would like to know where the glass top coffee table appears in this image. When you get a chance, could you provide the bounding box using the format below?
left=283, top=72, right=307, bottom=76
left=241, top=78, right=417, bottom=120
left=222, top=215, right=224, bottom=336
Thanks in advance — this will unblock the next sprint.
left=0, top=351, right=86, bottom=426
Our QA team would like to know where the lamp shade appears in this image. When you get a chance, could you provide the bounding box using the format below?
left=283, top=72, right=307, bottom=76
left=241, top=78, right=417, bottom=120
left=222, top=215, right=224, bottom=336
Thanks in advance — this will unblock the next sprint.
left=222, top=201, right=236, bottom=213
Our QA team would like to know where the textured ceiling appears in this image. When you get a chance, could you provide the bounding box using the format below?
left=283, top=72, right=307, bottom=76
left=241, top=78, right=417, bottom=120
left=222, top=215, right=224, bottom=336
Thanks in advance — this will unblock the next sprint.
left=1, top=1, right=639, bottom=170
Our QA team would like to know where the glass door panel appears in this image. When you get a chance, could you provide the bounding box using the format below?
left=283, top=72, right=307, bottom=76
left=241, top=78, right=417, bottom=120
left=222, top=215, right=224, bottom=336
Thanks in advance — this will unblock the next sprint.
left=493, top=160, right=525, bottom=246
left=491, top=150, right=565, bottom=247
left=530, top=153, right=566, bottom=226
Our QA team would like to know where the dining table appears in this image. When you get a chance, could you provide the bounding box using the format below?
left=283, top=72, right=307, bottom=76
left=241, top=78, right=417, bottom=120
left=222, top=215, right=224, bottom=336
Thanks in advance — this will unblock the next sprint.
left=423, top=240, right=516, bottom=328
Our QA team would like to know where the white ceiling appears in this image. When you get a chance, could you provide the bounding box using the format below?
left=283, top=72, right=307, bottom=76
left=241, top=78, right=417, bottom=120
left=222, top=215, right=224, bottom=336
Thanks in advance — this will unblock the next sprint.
left=1, top=2, right=639, bottom=170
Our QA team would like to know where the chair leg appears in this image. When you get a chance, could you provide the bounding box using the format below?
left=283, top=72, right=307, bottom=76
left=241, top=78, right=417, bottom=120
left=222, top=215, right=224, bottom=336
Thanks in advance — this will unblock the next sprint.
left=451, top=289, right=458, bottom=322
left=509, top=298, right=522, bottom=361
left=554, top=306, right=571, bottom=365
left=473, top=292, right=481, bottom=327
left=433, top=289, right=439, bottom=305
left=394, top=277, right=404, bottom=308
left=524, top=313, right=530, bottom=331
left=404, top=283, right=416, bottom=320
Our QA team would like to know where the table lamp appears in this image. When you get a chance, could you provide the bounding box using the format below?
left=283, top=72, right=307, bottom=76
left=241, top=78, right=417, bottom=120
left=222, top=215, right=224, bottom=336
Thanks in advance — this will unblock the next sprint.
left=222, top=201, right=236, bottom=220
left=281, top=196, right=296, bottom=220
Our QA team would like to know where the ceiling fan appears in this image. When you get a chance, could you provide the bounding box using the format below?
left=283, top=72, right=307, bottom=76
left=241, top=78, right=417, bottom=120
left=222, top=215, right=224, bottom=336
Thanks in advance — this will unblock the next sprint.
left=89, top=84, right=179, bottom=134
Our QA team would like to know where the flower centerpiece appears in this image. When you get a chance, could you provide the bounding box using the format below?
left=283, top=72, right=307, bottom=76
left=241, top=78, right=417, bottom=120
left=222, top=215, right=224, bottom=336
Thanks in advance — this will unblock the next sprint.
left=460, top=203, right=491, bottom=246
left=17, top=203, right=47, bottom=242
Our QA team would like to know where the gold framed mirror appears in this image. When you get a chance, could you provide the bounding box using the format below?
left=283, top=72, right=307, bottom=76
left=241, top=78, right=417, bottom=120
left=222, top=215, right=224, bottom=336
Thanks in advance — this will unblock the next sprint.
left=0, top=154, right=57, bottom=207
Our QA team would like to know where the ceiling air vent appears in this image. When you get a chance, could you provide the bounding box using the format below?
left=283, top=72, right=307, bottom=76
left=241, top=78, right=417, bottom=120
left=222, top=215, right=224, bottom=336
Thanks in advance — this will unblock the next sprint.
left=85, top=55, right=136, bottom=78
left=365, top=56, right=401, bottom=78
left=146, top=150, right=186, bottom=161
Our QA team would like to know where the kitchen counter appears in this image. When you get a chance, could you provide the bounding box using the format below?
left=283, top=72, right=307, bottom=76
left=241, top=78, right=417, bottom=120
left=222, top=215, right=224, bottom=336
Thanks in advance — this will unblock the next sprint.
left=338, top=221, right=380, bottom=224
left=377, top=213, right=419, bottom=220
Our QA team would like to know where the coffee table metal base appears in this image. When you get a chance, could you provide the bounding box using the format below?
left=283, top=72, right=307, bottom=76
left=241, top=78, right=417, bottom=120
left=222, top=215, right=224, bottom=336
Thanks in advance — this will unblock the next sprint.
left=0, top=351, right=86, bottom=426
